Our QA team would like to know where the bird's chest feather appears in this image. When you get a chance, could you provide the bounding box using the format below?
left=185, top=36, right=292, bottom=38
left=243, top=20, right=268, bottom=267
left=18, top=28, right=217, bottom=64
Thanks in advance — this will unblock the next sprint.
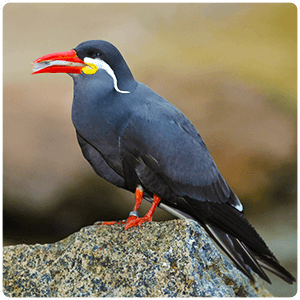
left=71, top=89, right=131, bottom=166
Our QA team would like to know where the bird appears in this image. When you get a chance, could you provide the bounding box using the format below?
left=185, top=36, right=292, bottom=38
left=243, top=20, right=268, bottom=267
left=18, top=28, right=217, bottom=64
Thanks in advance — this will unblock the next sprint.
left=32, top=40, right=295, bottom=285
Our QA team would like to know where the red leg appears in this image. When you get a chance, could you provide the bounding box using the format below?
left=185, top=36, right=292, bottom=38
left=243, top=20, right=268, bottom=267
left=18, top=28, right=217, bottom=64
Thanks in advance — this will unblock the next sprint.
left=100, top=186, right=144, bottom=226
left=133, top=186, right=144, bottom=211
left=126, top=186, right=144, bottom=222
left=125, top=195, right=161, bottom=230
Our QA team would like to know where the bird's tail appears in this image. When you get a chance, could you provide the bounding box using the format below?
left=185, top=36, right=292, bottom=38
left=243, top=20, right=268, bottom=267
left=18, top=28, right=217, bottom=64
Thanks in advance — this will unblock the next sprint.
left=203, top=223, right=295, bottom=284
left=154, top=200, right=295, bottom=284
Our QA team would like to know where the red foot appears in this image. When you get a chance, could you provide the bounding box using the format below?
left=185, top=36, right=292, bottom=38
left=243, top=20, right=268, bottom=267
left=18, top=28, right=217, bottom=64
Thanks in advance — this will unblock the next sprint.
left=125, top=215, right=137, bottom=223
left=125, top=194, right=161, bottom=230
left=97, top=188, right=161, bottom=230
left=125, top=215, right=152, bottom=230
left=101, top=220, right=126, bottom=225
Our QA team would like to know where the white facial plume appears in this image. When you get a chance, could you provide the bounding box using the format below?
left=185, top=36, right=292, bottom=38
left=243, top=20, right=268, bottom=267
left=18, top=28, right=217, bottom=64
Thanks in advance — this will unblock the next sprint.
left=83, top=57, right=130, bottom=94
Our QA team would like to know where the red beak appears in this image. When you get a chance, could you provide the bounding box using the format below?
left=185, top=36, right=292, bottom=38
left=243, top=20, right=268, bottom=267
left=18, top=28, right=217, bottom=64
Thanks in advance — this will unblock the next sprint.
left=32, top=50, right=86, bottom=75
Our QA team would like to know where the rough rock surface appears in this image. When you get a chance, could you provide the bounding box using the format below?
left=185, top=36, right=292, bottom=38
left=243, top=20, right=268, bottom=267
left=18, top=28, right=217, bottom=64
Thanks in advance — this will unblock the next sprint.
left=3, top=219, right=272, bottom=297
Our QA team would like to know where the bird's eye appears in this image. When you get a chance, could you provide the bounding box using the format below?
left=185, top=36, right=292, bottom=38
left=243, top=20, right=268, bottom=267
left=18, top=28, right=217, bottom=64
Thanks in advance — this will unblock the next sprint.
left=89, top=52, right=103, bottom=59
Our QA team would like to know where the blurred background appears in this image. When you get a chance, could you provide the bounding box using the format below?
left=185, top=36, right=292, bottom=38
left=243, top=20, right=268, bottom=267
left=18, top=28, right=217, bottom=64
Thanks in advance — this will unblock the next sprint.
left=3, top=3, right=296, bottom=296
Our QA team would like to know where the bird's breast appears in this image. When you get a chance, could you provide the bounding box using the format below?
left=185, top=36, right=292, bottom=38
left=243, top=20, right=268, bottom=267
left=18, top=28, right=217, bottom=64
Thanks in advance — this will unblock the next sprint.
left=71, top=92, right=132, bottom=175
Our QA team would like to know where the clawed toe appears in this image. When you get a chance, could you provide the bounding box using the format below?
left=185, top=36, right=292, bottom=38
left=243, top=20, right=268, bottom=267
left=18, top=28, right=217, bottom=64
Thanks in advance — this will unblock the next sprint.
left=125, top=216, right=152, bottom=230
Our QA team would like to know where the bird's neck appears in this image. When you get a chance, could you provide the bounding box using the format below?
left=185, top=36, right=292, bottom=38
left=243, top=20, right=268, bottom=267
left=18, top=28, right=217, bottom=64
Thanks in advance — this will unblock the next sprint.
left=71, top=79, right=131, bottom=141
left=114, top=60, right=137, bottom=92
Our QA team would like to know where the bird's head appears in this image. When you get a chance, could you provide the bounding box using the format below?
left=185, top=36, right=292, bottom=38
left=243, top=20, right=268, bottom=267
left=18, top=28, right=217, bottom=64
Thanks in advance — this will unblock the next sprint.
left=32, top=40, right=135, bottom=93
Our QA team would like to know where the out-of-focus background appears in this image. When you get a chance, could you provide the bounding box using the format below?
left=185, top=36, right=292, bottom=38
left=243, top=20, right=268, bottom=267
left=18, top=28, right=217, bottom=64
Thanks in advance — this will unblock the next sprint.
left=3, top=3, right=296, bottom=296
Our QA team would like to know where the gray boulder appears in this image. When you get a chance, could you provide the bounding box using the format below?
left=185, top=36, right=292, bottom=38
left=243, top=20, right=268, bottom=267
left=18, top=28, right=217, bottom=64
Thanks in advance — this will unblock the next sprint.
left=3, top=219, right=272, bottom=297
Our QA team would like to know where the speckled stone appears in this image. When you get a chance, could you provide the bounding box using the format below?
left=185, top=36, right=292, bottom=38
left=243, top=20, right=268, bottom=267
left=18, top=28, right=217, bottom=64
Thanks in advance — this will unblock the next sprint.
left=3, top=219, right=272, bottom=297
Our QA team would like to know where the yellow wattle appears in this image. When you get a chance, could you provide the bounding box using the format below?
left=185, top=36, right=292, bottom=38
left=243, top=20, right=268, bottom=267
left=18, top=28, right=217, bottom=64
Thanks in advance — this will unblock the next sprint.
left=82, top=62, right=98, bottom=75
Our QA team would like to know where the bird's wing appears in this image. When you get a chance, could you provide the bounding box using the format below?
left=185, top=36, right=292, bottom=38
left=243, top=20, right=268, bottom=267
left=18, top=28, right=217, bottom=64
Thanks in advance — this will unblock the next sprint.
left=129, top=112, right=296, bottom=284
left=119, top=98, right=242, bottom=211
left=118, top=90, right=295, bottom=284
left=118, top=98, right=275, bottom=262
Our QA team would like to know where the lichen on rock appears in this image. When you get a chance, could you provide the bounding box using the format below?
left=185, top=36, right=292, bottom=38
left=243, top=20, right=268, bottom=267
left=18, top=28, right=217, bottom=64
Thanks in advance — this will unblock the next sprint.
left=3, top=219, right=272, bottom=297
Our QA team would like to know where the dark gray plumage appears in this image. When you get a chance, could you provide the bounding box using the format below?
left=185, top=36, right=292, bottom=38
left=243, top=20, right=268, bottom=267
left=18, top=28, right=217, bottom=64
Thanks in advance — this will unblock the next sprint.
left=33, top=40, right=295, bottom=284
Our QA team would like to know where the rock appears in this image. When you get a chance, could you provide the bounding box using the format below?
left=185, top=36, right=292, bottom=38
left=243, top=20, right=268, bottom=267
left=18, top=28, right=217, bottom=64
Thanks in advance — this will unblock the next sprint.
left=3, top=219, right=272, bottom=297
